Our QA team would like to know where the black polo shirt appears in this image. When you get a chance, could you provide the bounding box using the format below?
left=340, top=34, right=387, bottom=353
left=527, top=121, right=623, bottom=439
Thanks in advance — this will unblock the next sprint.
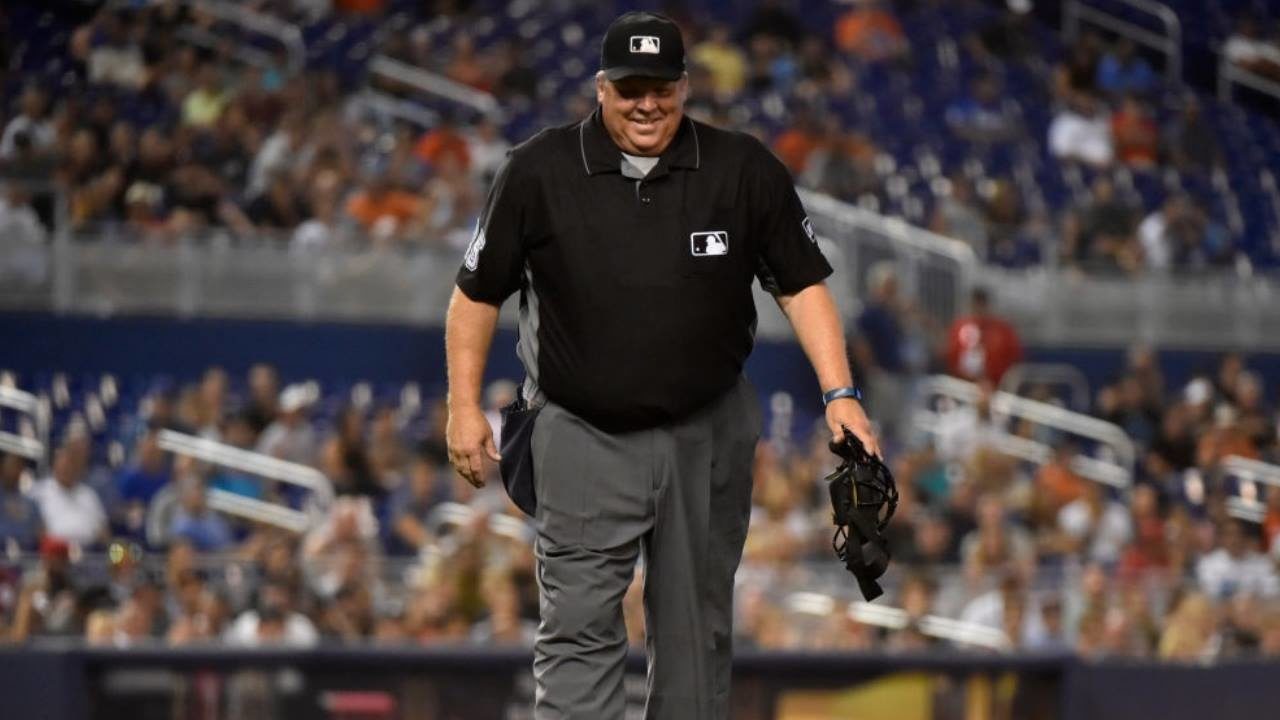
left=456, top=107, right=832, bottom=432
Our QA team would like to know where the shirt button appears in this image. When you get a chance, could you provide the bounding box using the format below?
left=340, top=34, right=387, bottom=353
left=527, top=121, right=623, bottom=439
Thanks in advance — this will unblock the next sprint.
left=641, top=196, right=652, bottom=205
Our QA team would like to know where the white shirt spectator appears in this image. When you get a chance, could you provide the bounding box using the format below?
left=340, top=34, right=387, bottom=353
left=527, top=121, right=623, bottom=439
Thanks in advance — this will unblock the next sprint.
left=0, top=116, right=56, bottom=160
left=1197, top=547, right=1279, bottom=599
left=1058, top=498, right=1133, bottom=564
left=31, top=477, right=107, bottom=546
left=224, top=610, right=319, bottom=647
left=89, top=44, right=145, bottom=89
left=1137, top=210, right=1170, bottom=270
left=934, top=404, right=1002, bottom=464
left=1049, top=108, right=1114, bottom=167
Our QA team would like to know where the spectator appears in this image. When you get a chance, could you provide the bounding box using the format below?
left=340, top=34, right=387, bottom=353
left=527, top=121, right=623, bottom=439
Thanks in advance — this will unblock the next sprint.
left=466, top=116, right=512, bottom=187
left=771, top=106, right=822, bottom=176
left=115, top=429, right=172, bottom=536
left=87, top=10, right=146, bottom=90
left=244, top=170, right=308, bottom=233
left=1048, top=92, right=1114, bottom=169
left=32, top=445, right=108, bottom=548
left=960, top=493, right=1036, bottom=579
left=849, top=262, right=915, bottom=441
left=493, top=40, right=537, bottom=102
left=0, top=452, right=41, bottom=551
left=946, top=74, right=1020, bottom=143
left=169, top=478, right=234, bottom=552
left=969, top=0, right=1036, bottom=65
left=1158, top=592, right=1219, bottom=660
left=242, top=363, right=281, bottom=437
left=1197, top=520, right=1279, bottom=600
left=1165, top=97, right=1222, bottom=176
left=291, top=169, right=347, bottom=252
left=1223, top=15, right=1280, bottom=81
left=444, top=34, right=490, bottom=92
left=0, top=183, right=49, bottom=249
left=0, top=86, right=56, bottom=160
left=1062, top=176, right=1139, bottom=273
left=1096, top=39, right=1156, bottom=98
left=799, top=118, right=879, bottom=203
left=741, top=0, right=804, bottom=49
left=1138, top=194, right=1234, bottom=271
left=944, top=287, right=1023, bottom=384
left=344, top=170, right=424, bottom=243
left=834, top=0, right=909, bottom=63
left=1110, top=95, right=1159, bottom=170
left=182, top=62, right=230, bottom=127
left=1056, top=481, right=1133, bottom=564
left=256, top=383, right=318, bottom=466
left=1055, top=33, right=1103, bottom=100
left=389, top=450, right=449, bottom=553
left=414, top=114, right=471, bottom=173
left=691, top=24, right=748, bottom=100
left=9, top=536, right=78, bottom=641
left=930, top=175, right=989, bottom=257
left=225, top=580, right=318, bottom=647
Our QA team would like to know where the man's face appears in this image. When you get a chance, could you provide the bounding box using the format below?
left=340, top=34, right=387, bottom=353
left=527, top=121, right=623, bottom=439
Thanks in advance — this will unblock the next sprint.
left=596, top=73, right=687, bottom=156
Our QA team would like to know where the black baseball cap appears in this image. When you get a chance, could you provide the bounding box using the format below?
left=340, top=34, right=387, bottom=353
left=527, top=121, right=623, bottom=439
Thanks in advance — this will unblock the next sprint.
left=600, top=12, right=685, bottom=82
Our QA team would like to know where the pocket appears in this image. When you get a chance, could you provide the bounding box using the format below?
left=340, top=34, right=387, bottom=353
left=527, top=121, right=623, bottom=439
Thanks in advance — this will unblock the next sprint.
left=498, top=399, right=539, bottom=517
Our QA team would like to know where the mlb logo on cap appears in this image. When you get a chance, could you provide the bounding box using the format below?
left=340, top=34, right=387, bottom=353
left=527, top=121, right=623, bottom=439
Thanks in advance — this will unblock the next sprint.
left=690, top=231, right=729, bottom=256
left=630, top=35, right=660, bottom=54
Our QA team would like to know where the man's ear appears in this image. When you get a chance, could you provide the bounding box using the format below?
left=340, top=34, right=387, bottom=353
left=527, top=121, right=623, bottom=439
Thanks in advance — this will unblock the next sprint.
left=595, top=71, right=607, bottom=104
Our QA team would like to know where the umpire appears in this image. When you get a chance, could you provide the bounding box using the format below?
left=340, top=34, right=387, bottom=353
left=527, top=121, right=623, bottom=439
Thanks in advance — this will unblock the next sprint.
left=445, top=11, right=880, bottom=719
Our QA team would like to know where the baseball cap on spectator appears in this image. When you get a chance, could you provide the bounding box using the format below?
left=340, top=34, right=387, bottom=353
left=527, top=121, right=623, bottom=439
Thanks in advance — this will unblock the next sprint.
left=40, top=535, right=71, bottom=560
left=600, top=12, right=686, bottom=81
left=279, top=383, right=315, bottom=414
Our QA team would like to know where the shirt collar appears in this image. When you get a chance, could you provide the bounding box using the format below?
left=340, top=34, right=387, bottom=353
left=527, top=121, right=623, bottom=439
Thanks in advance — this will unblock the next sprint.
left=578, top=106, right=701, bottom=177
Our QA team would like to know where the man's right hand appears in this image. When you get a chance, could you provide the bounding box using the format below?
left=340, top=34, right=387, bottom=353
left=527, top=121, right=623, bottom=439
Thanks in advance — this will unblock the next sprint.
left=447, top=403, right=501, bottom=488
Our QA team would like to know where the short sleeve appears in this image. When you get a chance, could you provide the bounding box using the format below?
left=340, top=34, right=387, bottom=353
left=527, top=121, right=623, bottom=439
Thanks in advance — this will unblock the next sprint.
left=750, top=144, right=833, bottom=295
left=455, top=151, right=532, bottom=304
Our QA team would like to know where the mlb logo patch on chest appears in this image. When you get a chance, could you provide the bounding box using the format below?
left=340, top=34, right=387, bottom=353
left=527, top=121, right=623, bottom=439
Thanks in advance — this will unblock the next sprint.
left=690, top=231, right=729, bottom=256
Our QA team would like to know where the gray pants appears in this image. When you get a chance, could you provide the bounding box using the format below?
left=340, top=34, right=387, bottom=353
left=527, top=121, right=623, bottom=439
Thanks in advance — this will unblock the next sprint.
left=530, top=377, right=762, bottom=720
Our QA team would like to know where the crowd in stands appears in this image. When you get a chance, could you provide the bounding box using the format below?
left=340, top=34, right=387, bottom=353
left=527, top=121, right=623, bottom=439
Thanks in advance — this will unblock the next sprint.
left=1, top=310, right=1279, bottom=661
left=3, top=0, right=1280, bottom=272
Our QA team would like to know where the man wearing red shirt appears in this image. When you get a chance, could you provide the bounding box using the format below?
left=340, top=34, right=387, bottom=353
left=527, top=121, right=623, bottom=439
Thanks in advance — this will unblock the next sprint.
left=945, top=287, right=1023, bottom=384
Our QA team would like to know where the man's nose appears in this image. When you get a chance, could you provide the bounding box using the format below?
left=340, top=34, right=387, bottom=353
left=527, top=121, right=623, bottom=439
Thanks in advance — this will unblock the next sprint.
left=635, top=94, right=658, bottom=112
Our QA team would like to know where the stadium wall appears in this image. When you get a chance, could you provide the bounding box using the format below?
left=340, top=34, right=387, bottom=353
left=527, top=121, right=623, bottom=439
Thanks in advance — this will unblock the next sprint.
left=4, top=312, right=1279, bottom=409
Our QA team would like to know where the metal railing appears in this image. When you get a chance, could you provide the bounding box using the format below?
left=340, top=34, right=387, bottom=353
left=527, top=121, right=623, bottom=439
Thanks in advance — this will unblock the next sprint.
left=798, top=187, right=978, bottom=331
left=1064, top=0, right=1183, bottom=83
left=156, top=430, right=334, bottom=533
left=366, top=55, right=502, bottom=118
left=998, top=363, right=1092, bottom=413
left=785, top=591, right=1011, bottom=650
left=1218, top=59, right=1280, bottom=104
left=913, top=374, right=1135, bottom=487
left=1220, top=454, right=1280, bottom=523
left=177, top=0, right=306, bottom=74
left=0, top=384, right=50, bottom=475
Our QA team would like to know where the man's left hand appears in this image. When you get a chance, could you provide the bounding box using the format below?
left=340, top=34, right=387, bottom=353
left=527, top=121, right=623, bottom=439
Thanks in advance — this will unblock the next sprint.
left=825, top=398, right=881, bottom=459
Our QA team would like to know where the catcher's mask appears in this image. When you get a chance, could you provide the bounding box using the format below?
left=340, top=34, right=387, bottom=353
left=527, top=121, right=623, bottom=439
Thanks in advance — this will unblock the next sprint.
left=826, top=428, right=898, bottom=600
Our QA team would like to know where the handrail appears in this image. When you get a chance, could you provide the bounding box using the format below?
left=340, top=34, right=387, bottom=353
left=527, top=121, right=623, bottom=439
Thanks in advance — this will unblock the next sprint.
left=425, top=501, right=533, bottom=543
left=1218, top=60, right=1280, bottom=104
left=0, top=385, right=50, bottom=474
left=1219, top=455, right=1280, bottom=523
left=366, top=55, right=502, bottom=117
left=1063, top=0, right=1183, bottom=83
left=797, top=188, right=978, bottom=268
left=914, top=410, right=1131, bottom=487
left=155, top=430, right=333, bottom=533
left=156, top=430, right=331, bottom=495
left=206, top=487, right=311, bottom=533
left=785, top=592, right=1011, bottom=650
left=916, top=374, right=1136, bottom=477
left=998, top=363, right=1092, bottom=412
left=349, top=89, right=441, bottom=130
left=180, top=0, right=306, bottom=74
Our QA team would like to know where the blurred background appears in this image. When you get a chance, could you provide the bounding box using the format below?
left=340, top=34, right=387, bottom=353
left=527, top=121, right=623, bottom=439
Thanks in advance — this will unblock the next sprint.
left=1, top=0, right=1279, bottom=718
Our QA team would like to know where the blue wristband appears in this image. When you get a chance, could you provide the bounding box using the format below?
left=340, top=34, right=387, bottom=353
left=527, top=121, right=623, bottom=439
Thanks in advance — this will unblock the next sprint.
left=822, top=386, right=863, bottom=405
